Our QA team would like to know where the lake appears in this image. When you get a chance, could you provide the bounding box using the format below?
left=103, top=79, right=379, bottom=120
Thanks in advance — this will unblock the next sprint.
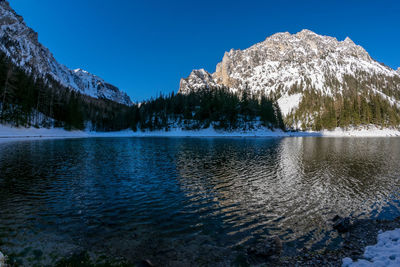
left=0, top=137, right=400, bottom=265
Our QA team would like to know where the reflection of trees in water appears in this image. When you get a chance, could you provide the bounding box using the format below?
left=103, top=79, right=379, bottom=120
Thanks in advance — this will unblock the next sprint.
left=175, top=138, right=400, bottom=249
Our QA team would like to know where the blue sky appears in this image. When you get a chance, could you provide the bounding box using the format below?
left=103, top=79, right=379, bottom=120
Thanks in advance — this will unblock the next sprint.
left=10, top=0, right=400, bottom=102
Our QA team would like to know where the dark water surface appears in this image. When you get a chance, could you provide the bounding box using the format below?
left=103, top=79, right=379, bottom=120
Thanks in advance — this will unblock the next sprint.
left=0, top=137, right=400, bottom=265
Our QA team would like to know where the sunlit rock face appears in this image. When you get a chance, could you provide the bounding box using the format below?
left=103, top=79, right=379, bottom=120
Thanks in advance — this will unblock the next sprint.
left=178, top=69, right=220, bottom=93
left=0, top=1, right=132, bottom=105
left=179, top=30, right=400, bottom=122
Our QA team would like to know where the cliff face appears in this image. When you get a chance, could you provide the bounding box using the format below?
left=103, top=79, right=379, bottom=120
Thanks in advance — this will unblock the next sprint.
left=0, top=0, right=132, bottom=105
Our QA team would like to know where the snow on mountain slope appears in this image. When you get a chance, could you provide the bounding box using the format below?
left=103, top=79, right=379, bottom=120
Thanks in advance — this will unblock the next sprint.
left=179, top=30, right=400, bottom=119
left=0, top=0, right=132, bottom=106
left=277, top=93, right=302, bottom=117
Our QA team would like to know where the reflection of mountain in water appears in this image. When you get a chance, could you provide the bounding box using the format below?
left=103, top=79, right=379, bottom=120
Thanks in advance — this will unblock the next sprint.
left=175, top=138, right=400, bottom=249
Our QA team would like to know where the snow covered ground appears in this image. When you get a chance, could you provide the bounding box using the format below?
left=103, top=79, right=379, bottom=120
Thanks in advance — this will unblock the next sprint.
left=342, top=228, right=400, bottom=267
left=0, top=251, right=5, bottom=267
left=319, top=126, right=400, bottom=137
left=0, top=124, right=399, bottom=141
left=0, top=124, right=287, bottom=139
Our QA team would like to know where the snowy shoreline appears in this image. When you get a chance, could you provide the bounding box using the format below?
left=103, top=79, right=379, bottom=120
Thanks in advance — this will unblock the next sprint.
left=0, top=125, right=400, bottom=141
left=343, top=228, right=400, bottom=266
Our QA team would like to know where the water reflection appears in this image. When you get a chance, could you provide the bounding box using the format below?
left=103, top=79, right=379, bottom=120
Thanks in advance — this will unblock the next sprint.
left=0, top=137, right=399, bottom=265
left=175, top=138, right=400, bottom=249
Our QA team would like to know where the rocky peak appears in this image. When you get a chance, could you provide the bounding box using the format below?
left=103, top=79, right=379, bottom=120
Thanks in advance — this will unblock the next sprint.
left=179, top=69, right=219, bottom=94
left=209, top=30, right=379, bottom=93
left=0, top=0, right=132, bottom=106
left=296, top=29, right=319, bottom=38
left=343, top=36, right=354, bottom=44
left=73, top=68, right=89, bottom=74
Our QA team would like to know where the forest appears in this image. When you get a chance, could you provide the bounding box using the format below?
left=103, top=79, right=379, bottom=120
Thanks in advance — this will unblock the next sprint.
left=285, top=74, right=400, bottom=131
left=0, top=51, right=284, bottom=132
left=131, top=87, right=285, bottom=131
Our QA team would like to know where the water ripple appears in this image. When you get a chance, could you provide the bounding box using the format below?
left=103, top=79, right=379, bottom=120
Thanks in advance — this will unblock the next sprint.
left=0, top=137, right=399, bottom=265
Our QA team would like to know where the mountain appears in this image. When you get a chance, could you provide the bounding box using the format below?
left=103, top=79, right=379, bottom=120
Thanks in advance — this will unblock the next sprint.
left=0, top=0, right=131, bottom=106
left=179, top=30, right=400, bottom=130
left=179, top=69, right=219, bottom=93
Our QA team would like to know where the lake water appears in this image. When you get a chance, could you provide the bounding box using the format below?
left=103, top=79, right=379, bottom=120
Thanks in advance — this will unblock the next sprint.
left=0, top=137, right=400, bottom=265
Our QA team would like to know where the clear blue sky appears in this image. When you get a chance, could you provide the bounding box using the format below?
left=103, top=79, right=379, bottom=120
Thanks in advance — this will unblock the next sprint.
left=10, top=0, right=400, bottom=102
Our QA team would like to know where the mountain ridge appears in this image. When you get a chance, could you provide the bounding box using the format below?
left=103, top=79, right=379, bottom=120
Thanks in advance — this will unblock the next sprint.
left=179, top=29, right=400, bottom=129
left=0, top=0, right=132, bottom=106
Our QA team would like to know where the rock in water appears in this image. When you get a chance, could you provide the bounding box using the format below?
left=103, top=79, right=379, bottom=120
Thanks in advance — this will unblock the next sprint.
left=333, top=216, right=351, bottom=233
left=247, top=236, right=282, bottom=258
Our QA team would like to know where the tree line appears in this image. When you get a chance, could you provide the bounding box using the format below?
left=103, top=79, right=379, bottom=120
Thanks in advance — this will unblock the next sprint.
left=130, top=87, right=285, bottom=131
left=0, top=51, right=284, bottom=132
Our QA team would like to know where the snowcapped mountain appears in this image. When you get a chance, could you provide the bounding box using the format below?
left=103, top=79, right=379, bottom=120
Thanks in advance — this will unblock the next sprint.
left=0, top=0, right=132, bottom=106
left=179, top=30, right=400, bottom=123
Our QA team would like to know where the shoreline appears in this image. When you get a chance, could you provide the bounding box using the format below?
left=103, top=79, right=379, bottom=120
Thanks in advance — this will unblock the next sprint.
left=1, top=125, right=400, bottom=141
left=2, top=218, right=399, bottom=266
left=278, top=217, right=400, bottom=266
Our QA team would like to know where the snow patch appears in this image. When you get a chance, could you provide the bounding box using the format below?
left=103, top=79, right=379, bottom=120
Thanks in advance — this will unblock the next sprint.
left=0, top=251, right=5, bottom=267
left=343, top=228, right=400, bottom=267
left=277, top=93, right=302, bottom=116
left=320, top=126, right=400, bottom=137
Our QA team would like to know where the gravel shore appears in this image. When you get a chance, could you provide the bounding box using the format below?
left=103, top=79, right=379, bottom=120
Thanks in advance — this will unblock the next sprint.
left=265, top=216, right=400, bottom=266
left=2, top=217, right=399, bottom=266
